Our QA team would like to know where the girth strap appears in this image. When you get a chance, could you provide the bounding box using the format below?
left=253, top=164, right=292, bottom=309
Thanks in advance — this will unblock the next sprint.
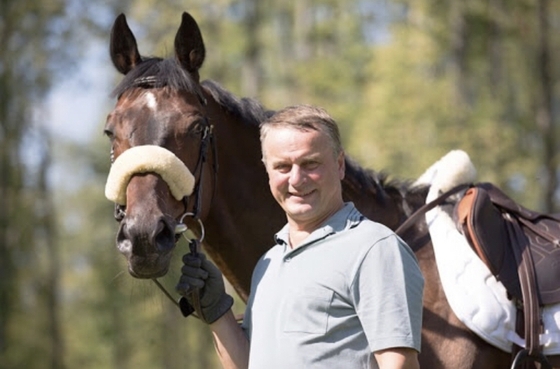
left=505, top=214, right=541, bottom=356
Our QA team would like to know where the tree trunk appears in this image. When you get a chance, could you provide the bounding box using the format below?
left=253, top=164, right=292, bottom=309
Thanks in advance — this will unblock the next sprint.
left=242, top=0, right=264, bottom=97
left=536, top=0, right=558, bottom=212
left=449, top=0, right=469, bottom=107
left=38, top=134, right=65, bottom=369
left=488, top=0, right=503, bottom=93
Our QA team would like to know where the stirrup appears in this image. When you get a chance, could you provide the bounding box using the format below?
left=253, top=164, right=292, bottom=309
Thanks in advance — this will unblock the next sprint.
left=510, top=349, right=552, bottom=369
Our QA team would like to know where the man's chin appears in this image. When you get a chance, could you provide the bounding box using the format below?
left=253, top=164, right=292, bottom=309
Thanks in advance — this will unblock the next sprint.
left=284, top=203, right=315, bottom=219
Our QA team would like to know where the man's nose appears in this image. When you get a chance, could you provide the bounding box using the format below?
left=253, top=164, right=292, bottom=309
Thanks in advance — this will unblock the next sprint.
left=288, top=165, right=305, bottom=186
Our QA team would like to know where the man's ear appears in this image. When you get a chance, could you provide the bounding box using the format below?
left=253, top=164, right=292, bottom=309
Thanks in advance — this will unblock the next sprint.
left=338, top=152, right=345, bottom=180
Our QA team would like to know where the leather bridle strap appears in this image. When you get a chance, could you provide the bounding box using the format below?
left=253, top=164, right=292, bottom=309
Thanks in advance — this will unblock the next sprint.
left=181, top=120, right=215, bottom=221
left=174, top=120, right=217, bottom=322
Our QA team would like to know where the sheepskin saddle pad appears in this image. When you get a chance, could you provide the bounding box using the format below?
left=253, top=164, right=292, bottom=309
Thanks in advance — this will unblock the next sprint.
left=415, top=150, right=560, bottom=354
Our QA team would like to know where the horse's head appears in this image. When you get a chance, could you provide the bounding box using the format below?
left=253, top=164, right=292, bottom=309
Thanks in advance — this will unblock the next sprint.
left=105, top=13, right=214, bottom=279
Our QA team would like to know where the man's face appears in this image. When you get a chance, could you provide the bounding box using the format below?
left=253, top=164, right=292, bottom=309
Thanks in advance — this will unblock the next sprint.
left=262, top=126, right=345, bottom=230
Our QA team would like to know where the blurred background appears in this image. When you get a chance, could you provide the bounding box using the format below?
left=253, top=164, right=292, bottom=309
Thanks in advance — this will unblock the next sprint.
left=1, top=0, right=559, bottom=368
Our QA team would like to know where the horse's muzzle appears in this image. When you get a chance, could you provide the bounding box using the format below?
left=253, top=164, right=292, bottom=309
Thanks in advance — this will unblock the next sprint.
left=116, top=215, right=176, bottom=278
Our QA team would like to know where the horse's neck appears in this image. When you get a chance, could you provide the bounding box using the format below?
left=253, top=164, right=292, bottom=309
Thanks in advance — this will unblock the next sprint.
left=202, top=110, right=285, bottom=300
left=341, top=166, right=399, bottom=231
left=343, top=163, right=429, bottom=229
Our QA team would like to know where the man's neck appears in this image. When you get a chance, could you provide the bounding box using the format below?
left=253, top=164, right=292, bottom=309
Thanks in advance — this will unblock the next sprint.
left=286, top=202, right=345, bottom=248
left=288, top=228, right=312, bottom=249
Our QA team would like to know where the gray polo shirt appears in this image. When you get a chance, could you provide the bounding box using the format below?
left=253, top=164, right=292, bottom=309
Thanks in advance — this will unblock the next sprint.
left=241, top=202, right=424, bottom=369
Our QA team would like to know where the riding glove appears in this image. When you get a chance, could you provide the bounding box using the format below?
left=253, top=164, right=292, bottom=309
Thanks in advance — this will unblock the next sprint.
left=176, top=253, right=234, bottom=324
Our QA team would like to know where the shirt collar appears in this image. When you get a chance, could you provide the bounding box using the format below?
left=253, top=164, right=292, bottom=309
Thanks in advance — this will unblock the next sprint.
left=274, top=202, right=363, bottom=250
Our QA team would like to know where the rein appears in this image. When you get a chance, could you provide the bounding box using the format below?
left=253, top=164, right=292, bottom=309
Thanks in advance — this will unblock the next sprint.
left=395, top=184, right=470, bottom=237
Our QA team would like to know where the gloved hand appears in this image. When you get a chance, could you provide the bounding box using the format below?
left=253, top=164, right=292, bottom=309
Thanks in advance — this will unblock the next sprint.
left=175, top=252, right=234, bottom=324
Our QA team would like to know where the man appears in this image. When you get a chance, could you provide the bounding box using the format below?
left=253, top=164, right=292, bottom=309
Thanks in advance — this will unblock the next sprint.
left=177, top=105, right=424, bottom=369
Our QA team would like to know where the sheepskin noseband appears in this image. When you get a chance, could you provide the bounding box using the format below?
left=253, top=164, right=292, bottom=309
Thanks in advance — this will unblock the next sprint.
left=105, top=145, right=195, bottom=206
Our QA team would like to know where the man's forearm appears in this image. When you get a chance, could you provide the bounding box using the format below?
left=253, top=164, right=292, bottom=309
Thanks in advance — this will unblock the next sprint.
left=373, top=347, right=420, bottom=369
left=210, top=310, right=250, bottom=369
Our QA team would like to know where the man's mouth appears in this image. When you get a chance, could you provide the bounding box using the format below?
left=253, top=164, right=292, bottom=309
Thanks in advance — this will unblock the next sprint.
left=289, top=189, right=314, bottom=198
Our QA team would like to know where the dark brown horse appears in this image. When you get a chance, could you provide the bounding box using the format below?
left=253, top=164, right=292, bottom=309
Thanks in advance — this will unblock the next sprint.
left=104, top=12, right=558, bottom=369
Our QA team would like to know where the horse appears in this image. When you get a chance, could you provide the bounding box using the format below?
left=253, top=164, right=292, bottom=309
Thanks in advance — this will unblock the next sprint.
left=104, top=12, right=559, bottom=369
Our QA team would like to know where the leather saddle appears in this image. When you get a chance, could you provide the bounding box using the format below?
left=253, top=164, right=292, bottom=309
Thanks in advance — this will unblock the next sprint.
left=396, top=182, right=560, bottom=368
left=454, top=182, right=560, bottom=306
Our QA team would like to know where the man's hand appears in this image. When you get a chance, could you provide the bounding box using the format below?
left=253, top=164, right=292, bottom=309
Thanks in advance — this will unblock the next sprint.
left=176, top=253, right=233, bottom=324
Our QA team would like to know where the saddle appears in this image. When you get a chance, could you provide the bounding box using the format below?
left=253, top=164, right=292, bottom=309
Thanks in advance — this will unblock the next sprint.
left=454, top=183, right=560, bottom=368
left=454, top=183, right=560, bottom=306
left=396, top=182, right=560, bottom=368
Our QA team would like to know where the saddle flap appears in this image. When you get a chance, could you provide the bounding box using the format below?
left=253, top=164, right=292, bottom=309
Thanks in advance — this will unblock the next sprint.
left=455, top=187, right=506, bottom=274
left=454, top=187, right=522, bottom=300
left=479, top=183, right=560, bottom=305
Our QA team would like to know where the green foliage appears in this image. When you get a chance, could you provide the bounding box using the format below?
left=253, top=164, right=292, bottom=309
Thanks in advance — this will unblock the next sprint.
left=348, top=0, right=557, bottom=210
left=0, top=0, right=86, bottom=368
left=2, top=0, right=559, bottom=368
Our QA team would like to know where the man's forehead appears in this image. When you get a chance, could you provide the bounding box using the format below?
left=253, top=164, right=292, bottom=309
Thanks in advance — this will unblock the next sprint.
left=267, top=150, right=322, bottom=162
left=264, top=125, right=322, bottom=141
left=264, top=127, right=325, bottom=147
left=267, top=123, right=319, bottom=134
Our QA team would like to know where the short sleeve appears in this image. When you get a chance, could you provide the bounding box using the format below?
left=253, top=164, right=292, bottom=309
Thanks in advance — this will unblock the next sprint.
left=351, top=235, right=424, bottom=352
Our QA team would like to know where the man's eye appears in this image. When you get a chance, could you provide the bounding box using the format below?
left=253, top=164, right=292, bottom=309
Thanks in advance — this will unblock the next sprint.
left=303, top=162, right=319, bottom=170
left=275, top=164, right=291, bottom=173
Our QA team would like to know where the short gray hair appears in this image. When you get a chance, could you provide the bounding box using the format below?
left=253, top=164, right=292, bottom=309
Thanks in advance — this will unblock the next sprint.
left=260, top=105, right=343, bottom=160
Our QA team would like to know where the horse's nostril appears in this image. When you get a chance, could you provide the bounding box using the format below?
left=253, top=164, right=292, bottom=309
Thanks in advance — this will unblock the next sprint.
left=155, top=219, right=175, bottom=252
left=115, top=216, right=175, bottom=254
left=117, top=222, right=128, bottom=241
left=116, top=223, right=132, bottom=255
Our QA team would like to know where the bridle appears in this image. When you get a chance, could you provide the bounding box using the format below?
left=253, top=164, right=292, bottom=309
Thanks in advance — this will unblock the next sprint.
left=177, top=114, right=217, bottom=238
left=111, top=82, right=218, bottom=321
left=169, top=113, right=217, bottom=321
left=168, top=115, right=217, bottom=321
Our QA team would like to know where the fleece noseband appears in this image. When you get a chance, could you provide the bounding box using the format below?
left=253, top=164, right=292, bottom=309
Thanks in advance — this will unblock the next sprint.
left=105, top=145, right=195, bottom=206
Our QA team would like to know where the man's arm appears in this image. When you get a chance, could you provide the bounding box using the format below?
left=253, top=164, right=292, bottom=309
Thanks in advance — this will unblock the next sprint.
left=176, top=253, right=249, bottom=368
left=373, top=347, right=420, bottom=369
left=210, top=310, right=250, bottom=369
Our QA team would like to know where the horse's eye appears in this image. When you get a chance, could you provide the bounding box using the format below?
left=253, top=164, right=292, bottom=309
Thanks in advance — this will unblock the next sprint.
left=189, top=121, right=206, bottom=135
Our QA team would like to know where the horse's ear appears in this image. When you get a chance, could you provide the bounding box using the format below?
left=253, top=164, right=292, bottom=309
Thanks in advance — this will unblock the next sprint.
left=110, top=13, right=142, bottom=75
left=174, top=12, right=205, bottom=75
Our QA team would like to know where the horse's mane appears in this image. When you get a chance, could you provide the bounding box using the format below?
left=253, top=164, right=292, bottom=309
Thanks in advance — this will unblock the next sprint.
left=110, top=56, right=273, bottom=128
left=345, top=158, right=395, bottom=197
left=344, top=157, right=429, bottom=217
left=111, top=57, right=206, bottom=102
left=201, top=80, right=275, bottom=127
